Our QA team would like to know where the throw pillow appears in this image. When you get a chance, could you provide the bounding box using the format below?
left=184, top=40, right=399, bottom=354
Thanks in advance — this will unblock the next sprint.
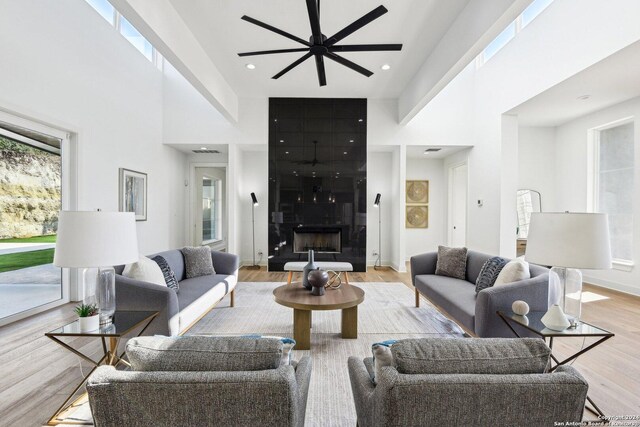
left=494, top=257, right=531, bottom=286
left=181, top=246, right=215, bottom=279
left=392, top=338, right=550, bottom=375
left=475, top=256, right=508, bottom=293
left=371, top=340, right=397, bottom=384
left=151, top=255, right=179, bottom=293
left=126, top=336, right=283, bottom=372
left=435, top=245, right=468, bottom=279
left=241, top=335, right=296, bottom=366
left=123, top=255, right=166, bottom=287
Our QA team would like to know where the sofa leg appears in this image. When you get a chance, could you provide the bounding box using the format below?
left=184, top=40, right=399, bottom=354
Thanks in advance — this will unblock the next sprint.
left=230, top=289, right=235, bottom=307
left=415, top=288, right=420, bottom=307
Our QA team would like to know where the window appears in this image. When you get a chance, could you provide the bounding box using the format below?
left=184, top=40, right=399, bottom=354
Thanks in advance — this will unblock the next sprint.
left=84, top=0, right=157, bottom=64
left=521, top=0, right=554, bottom=28
left=202, top=178, right=221, bottom=243
left=592, top=120, right=635, bottom=262
left=478, top=0, right=554, bottom=65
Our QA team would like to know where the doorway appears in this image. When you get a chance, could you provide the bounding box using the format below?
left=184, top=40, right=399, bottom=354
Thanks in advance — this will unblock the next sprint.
left=448, top=163, right=468, bottom=247
left=191, top=166, right=227, bottom=249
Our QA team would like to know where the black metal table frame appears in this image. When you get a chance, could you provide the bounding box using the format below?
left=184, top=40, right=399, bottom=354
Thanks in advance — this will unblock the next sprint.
left=497, top=311, right=614, bottom=419
left=44, top=311, right=158, bottom=425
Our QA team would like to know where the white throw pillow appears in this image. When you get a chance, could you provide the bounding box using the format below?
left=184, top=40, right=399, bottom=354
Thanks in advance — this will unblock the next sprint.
left=493, top=257, right=530, bottom=286
left=123, top=255, right=167, bottom=287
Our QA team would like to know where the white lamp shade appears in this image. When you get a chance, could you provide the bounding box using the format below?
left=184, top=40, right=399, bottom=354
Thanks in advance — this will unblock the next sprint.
left=54, top=211, right=139, bottom=268
left=525, top=212, right=612, bottom=269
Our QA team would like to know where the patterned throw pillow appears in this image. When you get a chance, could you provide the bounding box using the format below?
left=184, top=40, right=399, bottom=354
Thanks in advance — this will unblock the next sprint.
left=151, top=255, right=179, bottom=293
left=181, top=246, right=215, bottom=279
left=475, top=256, right=508, bottom=293
left=435, top=245, right=468, bottom=279
left=371, top=339, right=397, bottom=384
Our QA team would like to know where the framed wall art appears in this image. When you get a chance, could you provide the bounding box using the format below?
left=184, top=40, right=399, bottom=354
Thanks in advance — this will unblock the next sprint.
left=406, top=180, right=429, bottom=205
left=406, top=205, right=429, bottom=228
left=119, top=168, right=147, bottom=221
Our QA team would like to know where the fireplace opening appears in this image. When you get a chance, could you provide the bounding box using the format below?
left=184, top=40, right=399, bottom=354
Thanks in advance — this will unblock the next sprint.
left=293, top=229, right=342, bottom=254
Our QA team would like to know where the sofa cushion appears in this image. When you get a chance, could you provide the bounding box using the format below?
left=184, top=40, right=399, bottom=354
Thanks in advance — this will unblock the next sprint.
left=181, top=246, right=215, bottom=279
left=495, top=257, right=531, bottom=286
left=126, top=336, right=283, bottom=371
left=151, top=255, right=179, bottom=293
left=122, top=255, right=166, bottom=287
left=414, top=275, right=476, bottom=332
left=392, top=338, right=550, bottom=375
left=177, top=274, right=235, bottom=330
left=435, top=246, right=468, bottom=279
left=475, top=256, right=508, bottom=293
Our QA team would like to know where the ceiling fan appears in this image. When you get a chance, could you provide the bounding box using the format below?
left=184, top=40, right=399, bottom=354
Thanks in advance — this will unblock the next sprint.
left=238, top=0, right=402, bottom=86
left=295, top=141, right=322, bottom=166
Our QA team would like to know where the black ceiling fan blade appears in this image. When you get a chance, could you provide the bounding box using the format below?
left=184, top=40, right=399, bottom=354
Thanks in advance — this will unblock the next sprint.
left=272, top=52, right=314, bottom=79
left=324, top=52, right=373, bottom=77
left=238, top=48, right=309, bottom=57
left=241, top=15, right=311, bottom=47
left=306, top=0, right=323, bottom=45
left=328, top=44, right=402, bottom=52
left=315, top=55, right=327, bottom=86
left=325, top=5, right=388, bottom=46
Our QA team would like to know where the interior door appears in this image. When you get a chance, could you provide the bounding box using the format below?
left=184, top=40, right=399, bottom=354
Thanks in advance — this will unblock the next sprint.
left=450, top=164, right=468, bottom=247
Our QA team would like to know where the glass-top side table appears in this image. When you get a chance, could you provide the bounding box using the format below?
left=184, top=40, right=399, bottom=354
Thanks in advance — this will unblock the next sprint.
left=45, top=310, right=158, bottom=425
left=497, top=310, right=614, bottom=418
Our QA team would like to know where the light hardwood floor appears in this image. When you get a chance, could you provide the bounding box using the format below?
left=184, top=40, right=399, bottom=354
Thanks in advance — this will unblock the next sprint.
left=0, top=266, right=638, bottom=426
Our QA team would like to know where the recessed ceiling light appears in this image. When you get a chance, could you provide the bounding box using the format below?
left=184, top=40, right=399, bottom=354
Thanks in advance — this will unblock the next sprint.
left=577, top=94, right=591, bottom=100
left=245, top=63, right=256, bottom=70
left=285, top=151, right=289, bottom=154
left=349, top=139, right=354, bottom=142
left=280, top=139, right=284, bottom=143
left=343, top=151, right=348, bottom=155
left=358, top=119, right=363, bottom=122
left=381, top=64, right=391, bottom=71
left=200, top=147, right=207, bottom=150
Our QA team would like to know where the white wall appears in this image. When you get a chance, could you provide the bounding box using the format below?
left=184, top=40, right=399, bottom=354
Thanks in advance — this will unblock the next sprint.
left=237, top=150, right=269, bottom=266
left=0, top=0, right=187, bottom=255
left=367, top=151, right=393, bottom=266
left=405, top=157, right=445, bottom=258
left=406, top=0, right=640, bottom=257
left=553, top=97, right=640, bottom=295
left=518, top=126, right=557, bottom=211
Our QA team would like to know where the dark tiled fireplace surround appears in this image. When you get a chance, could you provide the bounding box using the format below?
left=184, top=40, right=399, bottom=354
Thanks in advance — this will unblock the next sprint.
left=268, top=98, right=367, bottom=271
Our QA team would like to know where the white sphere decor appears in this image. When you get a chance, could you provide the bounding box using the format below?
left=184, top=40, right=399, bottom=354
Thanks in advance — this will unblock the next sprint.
left=512, top=300, right=530, bottom=316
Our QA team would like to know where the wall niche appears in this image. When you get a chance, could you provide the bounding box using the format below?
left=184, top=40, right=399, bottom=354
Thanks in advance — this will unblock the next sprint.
left=268, top=98, right=367, bottom=272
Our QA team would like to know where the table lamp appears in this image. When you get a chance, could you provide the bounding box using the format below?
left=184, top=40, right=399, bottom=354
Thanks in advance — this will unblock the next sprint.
left=525, top=212, right=611, bottom=327
left=54, top=211, right=139, bottom=324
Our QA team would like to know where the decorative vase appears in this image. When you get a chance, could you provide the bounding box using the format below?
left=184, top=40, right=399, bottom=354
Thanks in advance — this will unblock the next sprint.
left=512, top=300, right=530, bottom=316
left=309, top=269, right=329, bottom=296
left=541, top=304, right=571, bottom=331
left=79, top=314, right=100, bottom=332
left=302, top=250, right=317, bottom=290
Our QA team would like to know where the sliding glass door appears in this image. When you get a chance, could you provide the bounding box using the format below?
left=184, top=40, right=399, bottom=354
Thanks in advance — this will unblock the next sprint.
left=0, top=128, right=63, bottom=320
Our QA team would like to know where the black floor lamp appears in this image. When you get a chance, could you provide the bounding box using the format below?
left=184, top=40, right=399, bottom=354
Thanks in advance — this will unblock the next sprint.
left=247, top=192, right=260, bottom=270
left=374, top=193, right=383, bottom=270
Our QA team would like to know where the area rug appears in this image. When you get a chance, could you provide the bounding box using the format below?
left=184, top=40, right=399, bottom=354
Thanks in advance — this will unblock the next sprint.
left=189, top=281, right=465, bottom=427
left=55, top=281, right=464, bottom=426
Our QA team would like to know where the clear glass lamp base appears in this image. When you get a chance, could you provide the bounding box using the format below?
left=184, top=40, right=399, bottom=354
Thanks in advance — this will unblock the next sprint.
left=96, top=267, right=116, bottom=325
left=549, top=266, right=582, bottom=328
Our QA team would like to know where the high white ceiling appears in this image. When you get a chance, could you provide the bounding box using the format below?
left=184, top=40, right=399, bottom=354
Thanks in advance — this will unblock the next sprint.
left=509, top=40, right=640, bottom=127
left=168, top=0, right=470, bottom=98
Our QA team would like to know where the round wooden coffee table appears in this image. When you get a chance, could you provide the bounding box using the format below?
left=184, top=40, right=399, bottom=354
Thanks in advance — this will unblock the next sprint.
left=273, top=283, right=365, bottom=350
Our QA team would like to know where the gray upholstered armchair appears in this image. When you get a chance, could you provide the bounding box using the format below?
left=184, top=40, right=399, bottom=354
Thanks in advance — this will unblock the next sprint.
left=87, top=336, right=312, bottom=427
left=348, top=338, right=588, bottom=427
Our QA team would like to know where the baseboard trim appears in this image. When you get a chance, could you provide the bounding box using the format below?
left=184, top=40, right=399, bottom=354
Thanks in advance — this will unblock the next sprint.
left=583, top=275, right=640, bottom=297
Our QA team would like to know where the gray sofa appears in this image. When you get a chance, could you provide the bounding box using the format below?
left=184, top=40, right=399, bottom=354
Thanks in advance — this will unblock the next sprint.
left=87, top=336, right=312, bottom=427
left=348, top=338, right=588, bottom=427
left=115, top=249, right=239, bottom=336
left=411, top=250, right=549, bottom=337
